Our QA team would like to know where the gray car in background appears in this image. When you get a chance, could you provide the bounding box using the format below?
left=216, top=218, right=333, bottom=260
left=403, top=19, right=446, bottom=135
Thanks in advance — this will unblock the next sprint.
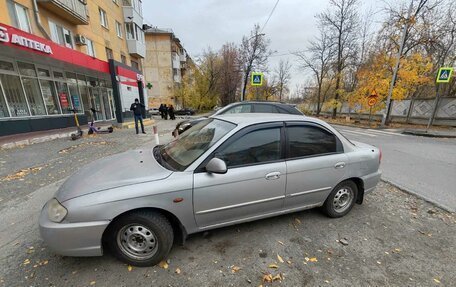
left=39, top=114, right=381, bottom=266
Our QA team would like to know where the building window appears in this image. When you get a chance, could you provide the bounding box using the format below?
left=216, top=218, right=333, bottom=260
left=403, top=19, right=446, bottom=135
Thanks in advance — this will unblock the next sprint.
left=121, top=54, right=127, bottom=64
left=99, top=8, right=108, bottom=28
left=122, top=0, right=142, bottom=16
left=125, top=23, right=144, bottom=43
left=49, top=20, right=74, bottom=49
left=7, top=1, right=32, bottom=33
left=0, top=73, right=30, bottom=117
left=115, top=21, right=123, bottom=38
left=86, top=38, right=96, bottom=57
left=131, top=59, right=140, bottom=70
left=105, top=48, right=114, bottom=60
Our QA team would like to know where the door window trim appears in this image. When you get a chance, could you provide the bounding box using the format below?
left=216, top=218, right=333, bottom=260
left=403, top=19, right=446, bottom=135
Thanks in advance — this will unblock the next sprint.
left=284, top=122, right=344, bottom=161
left=195, top=122, right=285, bottom=173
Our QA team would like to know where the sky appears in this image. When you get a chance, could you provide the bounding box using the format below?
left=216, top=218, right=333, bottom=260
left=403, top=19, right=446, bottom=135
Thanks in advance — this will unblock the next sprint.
left=143, top=0, right=386, bottom=96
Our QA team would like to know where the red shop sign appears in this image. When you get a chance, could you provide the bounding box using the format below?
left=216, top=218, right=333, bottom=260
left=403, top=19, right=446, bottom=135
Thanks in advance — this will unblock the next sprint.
left=59, top=93, right=69, bottom=108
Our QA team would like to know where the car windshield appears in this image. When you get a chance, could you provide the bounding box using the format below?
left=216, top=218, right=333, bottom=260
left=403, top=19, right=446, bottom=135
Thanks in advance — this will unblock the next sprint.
left=160, top=119, right=236, bottom=171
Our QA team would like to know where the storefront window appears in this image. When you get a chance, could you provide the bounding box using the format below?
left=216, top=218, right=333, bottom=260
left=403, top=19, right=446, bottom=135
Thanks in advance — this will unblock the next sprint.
left=22, top=77, right=46, bottom=115
left=0, top=85, right=10, bottom=118
left=101, top=88, right=112, bottom=120
left=37, top=68, right=50, bottom=78
left=0, top=61, right=15, bottom=72
left=66, top=72, right=83, bottom=112
left=40, top=80, right=60, bottom=114
left=0, top=74, right=30, bottom=117
left=90, top=87, right=103, bottom=121
left=18, top=62, right=37, bottom=77
left=55, top=81, right=72, bottom=113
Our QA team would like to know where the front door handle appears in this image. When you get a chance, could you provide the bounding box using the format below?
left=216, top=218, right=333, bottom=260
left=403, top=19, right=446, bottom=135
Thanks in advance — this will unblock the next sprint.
left=335, top=162, right=346, bottom=169
left=265, top=172, right=281, bottom=180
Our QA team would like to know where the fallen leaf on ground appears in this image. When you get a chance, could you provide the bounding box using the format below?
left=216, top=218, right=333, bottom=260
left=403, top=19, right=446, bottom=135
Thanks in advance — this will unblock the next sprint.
left=175, top=268, right=181, bottom=274
left=89, top=281, right=96, bottom=285
left=23, top=259, right=30, bottom=265
left=277, top=254, right=284, bottom=263
left=287, top=260, right=292, bottom=265
left=158, top=261, right=169, bottom=269
left=127, top=265, right=133, bottom=272
left=433, top=278, right=441, bottom=283
left=231, top=266, right=241, bottom=273
left=392, top=248, right=401, bottom=253
left=262, top=274, right=273, bottom=283
left=277, top=240, right=284, bottom=245
left=308, top=257, right=318, bottom=262
left=272, top=274, right=283, bottom=281
left=268, top=264, right=279, bottom=269
left=294, top=218, right=301, bottom=224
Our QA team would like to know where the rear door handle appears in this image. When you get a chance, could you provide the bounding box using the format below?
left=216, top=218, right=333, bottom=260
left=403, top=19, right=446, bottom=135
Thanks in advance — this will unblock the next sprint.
left=335, top=162, right=346, bottom=169
left=265, top=172, right=281, bottom=180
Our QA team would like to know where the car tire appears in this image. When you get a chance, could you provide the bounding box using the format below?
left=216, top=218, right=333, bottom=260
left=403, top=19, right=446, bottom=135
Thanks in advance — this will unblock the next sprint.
left=106, top=210, right=174, bottom=267
left=322, top=180, right=358, bottom=218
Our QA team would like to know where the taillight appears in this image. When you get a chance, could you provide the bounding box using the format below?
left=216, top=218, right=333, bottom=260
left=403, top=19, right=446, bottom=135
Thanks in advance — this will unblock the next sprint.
left=379, top=148, right=382, bottom=164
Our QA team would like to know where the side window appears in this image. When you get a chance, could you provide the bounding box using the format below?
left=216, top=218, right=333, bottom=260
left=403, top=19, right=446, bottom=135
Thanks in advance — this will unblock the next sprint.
left=287, top=125, right=338, bottom=158
left=223, top=104, right=252, bottom=114
left=254, top=104, right=279, bottom=113
left=217, top=128, right=281, bottom=167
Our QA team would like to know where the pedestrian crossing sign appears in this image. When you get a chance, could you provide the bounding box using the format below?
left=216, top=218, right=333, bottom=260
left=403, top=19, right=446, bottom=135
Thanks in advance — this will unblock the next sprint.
left=251, top=72, right=263, bottom=86
left=436, top=67, right=453, bottom=83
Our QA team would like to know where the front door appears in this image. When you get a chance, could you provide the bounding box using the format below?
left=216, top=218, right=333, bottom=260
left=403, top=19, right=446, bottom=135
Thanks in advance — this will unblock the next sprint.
left=193, top=124, right=286, bottom=228
left=284, top=123, right=348, bottom=210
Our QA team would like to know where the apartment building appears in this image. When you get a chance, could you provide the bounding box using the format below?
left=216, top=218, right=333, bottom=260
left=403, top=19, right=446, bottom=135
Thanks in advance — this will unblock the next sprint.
left=0, top=0, right=146, bottom=136
left=143, top=27, right=191, bottom=108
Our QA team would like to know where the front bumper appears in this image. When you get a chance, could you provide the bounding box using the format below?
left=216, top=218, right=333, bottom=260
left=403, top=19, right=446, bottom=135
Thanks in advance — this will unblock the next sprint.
left=39, top=204, right=110, bottom=257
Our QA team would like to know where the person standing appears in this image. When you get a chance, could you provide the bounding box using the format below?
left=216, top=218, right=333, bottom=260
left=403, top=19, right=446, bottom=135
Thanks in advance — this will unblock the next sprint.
left=169, top=104, right=175, bottom=120
left=163, top=104, right=168, bottom=120
left=130, top=98, right=146, bottom=134
left=159, top=104, right=164, bottom=119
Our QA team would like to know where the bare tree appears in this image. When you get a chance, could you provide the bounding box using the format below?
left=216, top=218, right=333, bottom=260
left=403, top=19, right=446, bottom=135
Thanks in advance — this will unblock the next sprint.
left=239, top=24, right=272, bottom=101
left=295, top=26, right=334, bottom=115
left=218, top=43, right=242, bottom=105
left=317, top=0, right=360, bottom=118
left=273, top=59, right=292, bottom=101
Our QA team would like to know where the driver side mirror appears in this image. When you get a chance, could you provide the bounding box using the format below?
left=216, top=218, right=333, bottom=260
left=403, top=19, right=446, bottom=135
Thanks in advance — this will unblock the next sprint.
left=205, top=157, right=227, bottom=174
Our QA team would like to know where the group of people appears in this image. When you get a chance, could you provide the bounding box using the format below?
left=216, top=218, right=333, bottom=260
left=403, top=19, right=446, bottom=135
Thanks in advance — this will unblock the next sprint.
left=159, top=104, right=175, bottom=120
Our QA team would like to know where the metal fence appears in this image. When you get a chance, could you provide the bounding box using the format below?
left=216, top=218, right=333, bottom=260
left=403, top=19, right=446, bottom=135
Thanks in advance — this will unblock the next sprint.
left=307, top=97, right=456, bottom=126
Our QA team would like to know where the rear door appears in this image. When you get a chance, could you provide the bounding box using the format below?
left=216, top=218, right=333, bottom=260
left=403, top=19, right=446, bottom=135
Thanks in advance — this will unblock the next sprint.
left=193, top=122, right=286, bottom=228
left=284, top=122, right=347, bottom=210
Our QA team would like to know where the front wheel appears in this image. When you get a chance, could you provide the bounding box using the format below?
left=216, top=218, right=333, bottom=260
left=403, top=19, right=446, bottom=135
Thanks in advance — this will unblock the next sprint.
left=106, top=211, right=174, bottom=266
left=322, top=180, right=358, bottom=218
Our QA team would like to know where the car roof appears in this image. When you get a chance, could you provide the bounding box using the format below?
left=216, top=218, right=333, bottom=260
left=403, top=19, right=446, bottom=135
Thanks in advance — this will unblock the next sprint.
left=213, top=113, right=324, bottom=126
left=214, top=101, right=302, bottom=116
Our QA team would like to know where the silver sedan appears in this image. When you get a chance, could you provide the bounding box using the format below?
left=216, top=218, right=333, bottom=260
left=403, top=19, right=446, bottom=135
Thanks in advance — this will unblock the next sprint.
left=39, top=114, right=381, bottom=266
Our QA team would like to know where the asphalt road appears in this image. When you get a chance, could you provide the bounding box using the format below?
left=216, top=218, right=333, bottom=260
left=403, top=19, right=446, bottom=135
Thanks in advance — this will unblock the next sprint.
left=0, top=117, right=455, bottom=286
left=334, top=125, right=456, bottom=212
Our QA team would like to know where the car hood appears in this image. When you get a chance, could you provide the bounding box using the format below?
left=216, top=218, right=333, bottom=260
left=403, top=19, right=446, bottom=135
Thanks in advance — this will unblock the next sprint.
left=56, top=149, right=172, bottom=202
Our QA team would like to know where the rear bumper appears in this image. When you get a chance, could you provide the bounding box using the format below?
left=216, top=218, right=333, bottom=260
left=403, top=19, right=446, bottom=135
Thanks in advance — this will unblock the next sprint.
left=39, top=205, right=110, bottom=257
left=361, top=170, right=382, bottom=194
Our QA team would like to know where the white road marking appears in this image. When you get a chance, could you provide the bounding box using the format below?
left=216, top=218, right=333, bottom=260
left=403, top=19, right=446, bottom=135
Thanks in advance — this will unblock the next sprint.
left=367, top=129, right=406, bottom=136
left=340, top=129, right=377, bottom=137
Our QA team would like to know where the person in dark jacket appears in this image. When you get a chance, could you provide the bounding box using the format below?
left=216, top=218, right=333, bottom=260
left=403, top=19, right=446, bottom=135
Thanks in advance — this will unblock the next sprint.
left=163, top=104, right=168, bottom=120
left=130, top=98, right=146, bottom=134
left=159, top=104, right=164, bottom=119
left=169, top=104, right=175, bottom=120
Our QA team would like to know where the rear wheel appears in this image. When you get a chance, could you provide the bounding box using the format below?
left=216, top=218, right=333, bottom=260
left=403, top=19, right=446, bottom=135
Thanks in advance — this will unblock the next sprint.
left=322, top=180, right=358, bottom=218
left=107, top=211, right=174, bottom=266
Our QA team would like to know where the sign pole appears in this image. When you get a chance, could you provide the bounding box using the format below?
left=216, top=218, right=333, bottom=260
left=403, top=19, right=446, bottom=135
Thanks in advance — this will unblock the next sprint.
left=426, top=84, right=440, bottom=131
left=369, top=106, right=373, bottom=127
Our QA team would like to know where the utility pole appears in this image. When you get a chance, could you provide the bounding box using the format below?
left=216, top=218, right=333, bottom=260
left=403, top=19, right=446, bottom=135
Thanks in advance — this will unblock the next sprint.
left=382, top=0, right=414, bottom=126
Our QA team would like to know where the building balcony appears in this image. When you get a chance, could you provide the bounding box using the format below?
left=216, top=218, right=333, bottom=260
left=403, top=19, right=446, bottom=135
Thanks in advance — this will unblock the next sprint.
left=179, top=53, right=186, bottom=63
left=127, top=39, right=145, bottom=58
left=123, top=6, right=143, bottom=27
left=37, top=0, right=88, bottom=25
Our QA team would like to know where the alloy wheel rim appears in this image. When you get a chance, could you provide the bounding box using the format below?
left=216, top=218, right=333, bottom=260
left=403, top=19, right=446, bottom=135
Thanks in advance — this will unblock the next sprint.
left=117, top=224, right=158, bottom=260
left=333, top=187, right=353, bottom=213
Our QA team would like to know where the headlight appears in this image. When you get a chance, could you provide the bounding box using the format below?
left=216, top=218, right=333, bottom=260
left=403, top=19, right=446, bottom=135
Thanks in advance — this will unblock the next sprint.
left=47, top=198, right=67, bottom=223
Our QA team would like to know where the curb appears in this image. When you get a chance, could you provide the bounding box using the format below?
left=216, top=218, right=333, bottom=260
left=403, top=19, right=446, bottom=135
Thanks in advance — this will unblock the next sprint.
left=402, top=130, right=456, bottom=138
left=1, top=132, right=73, bottom=150
left=381, top=178, right=455, bottom=213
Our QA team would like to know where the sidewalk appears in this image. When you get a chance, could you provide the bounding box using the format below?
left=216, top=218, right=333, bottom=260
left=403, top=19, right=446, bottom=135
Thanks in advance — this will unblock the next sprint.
left=402, top=128, right=456, bottom=138
left=0, top=119, right=154, bottom=150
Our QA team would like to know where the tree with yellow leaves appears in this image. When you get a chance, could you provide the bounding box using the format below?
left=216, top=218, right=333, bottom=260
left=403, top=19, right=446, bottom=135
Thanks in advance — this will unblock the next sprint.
left=349, top=52, right=433, bottom=112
